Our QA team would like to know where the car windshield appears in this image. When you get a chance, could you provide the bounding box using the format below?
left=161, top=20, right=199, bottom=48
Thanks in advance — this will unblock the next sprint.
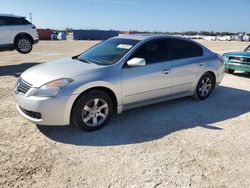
left=244, top=45, right=250, bottom=52
left=77, top=38, right=140, bottom=65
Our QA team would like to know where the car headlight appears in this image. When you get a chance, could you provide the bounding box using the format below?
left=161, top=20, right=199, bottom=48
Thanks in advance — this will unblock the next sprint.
left=34, top=78, right=73, bottom=97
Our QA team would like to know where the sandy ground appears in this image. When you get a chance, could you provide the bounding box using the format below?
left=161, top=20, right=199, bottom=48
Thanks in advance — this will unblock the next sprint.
left=0, top=40, right=250, bottom=188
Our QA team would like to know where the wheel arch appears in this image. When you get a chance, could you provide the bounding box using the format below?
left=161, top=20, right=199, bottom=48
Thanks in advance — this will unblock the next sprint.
left=205, top=71, right=216, bottom=88
left=70, top=86, right=119, bottom=123
left=14, top=32, right=34, bottom=44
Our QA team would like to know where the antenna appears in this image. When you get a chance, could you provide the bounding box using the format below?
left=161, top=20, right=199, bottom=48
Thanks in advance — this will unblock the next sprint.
left=29, top=13, right=32, bottom=23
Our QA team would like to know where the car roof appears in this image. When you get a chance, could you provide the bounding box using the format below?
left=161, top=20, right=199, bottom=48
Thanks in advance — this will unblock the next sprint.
left=0, top=14, right=25, bottom=18
left=116, top=34, right=191, bottom=41
left=116, top=34, right=212, bottom=54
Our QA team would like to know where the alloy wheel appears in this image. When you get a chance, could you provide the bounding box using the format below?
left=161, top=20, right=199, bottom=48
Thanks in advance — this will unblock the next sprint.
left=18, top=39, right=32, bottom=53
left=81, top=98, right=109, bottom=127
left=198, top=77, right=212, bottom=97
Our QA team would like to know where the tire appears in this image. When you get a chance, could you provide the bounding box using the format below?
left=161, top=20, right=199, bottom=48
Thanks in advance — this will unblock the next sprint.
left=193, top=73, right=214, bottom=101
left=225, top=68, right=235, bottom=74
left=71, top=90, right=114, bottom=131
left=15, top=37, right=33, bottom=54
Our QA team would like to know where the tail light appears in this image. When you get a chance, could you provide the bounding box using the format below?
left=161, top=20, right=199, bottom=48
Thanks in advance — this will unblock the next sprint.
left=216, top=54, right=224, bottom=64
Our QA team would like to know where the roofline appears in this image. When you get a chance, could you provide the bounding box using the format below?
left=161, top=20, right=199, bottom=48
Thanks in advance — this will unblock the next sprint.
left=116, top=34, right=196, bottom=41
left=115, top=34, right=212, bottom=54
left=0, top=14, right=25, bottom=18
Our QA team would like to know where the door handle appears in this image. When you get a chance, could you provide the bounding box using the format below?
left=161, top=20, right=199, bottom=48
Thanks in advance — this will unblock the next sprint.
left=198, top=63, right=204, bottom=67
left=162, top=69, right=171, bottom=74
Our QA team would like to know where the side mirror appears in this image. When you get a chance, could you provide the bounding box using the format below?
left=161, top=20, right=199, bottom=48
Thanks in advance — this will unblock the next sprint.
left=127, top=58, right=146, bottom=67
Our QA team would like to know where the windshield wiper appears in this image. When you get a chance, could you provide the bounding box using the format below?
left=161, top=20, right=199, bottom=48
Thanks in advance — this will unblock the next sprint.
left=78, top=58, right=95, bottom=64
left=87, top=58, right=103, bottom=65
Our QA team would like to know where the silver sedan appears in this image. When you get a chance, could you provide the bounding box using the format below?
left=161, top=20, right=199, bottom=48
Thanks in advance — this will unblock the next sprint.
left=15, top=35, right=224, bottom=131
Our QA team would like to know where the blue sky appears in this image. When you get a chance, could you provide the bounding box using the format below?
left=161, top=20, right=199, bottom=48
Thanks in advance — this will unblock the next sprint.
left=1, top=0, right=250, bottom=32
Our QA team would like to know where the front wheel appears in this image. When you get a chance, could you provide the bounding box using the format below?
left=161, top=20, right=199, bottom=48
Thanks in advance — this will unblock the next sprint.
left=15, top=37, right=33, bottom=54
left=193, top=73, right=214, bottom=100
left=71, top=90, right=114, bottom=131
left=225, top=68, right=235, bottom=74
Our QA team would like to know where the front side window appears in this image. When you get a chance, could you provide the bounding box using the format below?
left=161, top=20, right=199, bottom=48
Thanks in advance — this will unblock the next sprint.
left=129, top=39, right=168, bottom=64
left=78, top=38, right=140, bottom=65
left=168, top=39, right=203, bottom=60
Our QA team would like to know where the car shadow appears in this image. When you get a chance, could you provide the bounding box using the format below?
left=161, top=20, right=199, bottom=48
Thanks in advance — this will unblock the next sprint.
left=0, top=62, right=40, bottom=77
left=37, top=86, right=250, bottom=146
left=232, top=72, right=250, bottom=78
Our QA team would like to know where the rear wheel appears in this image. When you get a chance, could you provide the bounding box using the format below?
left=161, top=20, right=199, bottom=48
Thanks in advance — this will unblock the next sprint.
left=225, top=68, right=235, bottom=74
left=71, top=90, right=114, bottom=131
left=194, top=73, right=214, bottom=100
left=15, top=37, right=33, bottom=54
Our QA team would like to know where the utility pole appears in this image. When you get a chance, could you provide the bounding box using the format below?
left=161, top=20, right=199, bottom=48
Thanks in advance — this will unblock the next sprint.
left=29, top=13, right=32, bottom=23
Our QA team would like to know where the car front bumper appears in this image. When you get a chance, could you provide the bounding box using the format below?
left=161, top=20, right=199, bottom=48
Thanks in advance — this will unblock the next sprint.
left=15, top=92, right=77, bottom=126
left=224, top=61, right=250, bottom=72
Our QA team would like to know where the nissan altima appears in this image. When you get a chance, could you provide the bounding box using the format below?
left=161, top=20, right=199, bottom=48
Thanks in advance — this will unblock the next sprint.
left=15, top=35, right=225, bottom=131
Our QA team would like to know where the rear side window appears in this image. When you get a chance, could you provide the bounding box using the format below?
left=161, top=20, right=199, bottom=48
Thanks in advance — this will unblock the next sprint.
left=17, top=18, right=31, bottom=25
left=168, top=39, right=203, bottom=60
left=0, top=17, right=31, bottom=26
left=130, top=39, right=168, bottom=64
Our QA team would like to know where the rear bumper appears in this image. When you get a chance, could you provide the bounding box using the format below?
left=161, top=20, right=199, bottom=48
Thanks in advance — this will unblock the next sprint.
left=216, top=71, right=224, bottom=85
left=33, top=39, right=39, bottom=44
left=224, top=61, right=250, bottom=72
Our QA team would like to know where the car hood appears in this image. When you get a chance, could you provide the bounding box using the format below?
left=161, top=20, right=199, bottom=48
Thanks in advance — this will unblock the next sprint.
left=21, top=58, right=101, bottom=87
left=223, top=51, right=250, bottom=58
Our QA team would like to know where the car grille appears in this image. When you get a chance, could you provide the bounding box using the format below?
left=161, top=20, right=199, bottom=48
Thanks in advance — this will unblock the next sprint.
left=16, top=79, right=32, bottom=94
left=229, top=56, right=250, bottom=63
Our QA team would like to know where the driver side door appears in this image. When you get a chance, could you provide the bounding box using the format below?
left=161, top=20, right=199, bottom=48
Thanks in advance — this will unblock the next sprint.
left=122, top=39, right=172, bottom=107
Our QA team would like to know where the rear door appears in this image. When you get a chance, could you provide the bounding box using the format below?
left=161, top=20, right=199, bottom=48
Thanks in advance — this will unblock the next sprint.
left=167, top=39, right=204, bottom=95
left=122, top=39, right=172, bottom=105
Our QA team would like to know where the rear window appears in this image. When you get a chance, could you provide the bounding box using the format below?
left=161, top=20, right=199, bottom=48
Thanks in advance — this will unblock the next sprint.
left=0, top=16, right=31, bottom=26
left=168, top=39, right=203, bottom=60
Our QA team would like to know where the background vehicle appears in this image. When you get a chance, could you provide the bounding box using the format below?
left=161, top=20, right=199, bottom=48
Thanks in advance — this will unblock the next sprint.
left=223, top=44, right=250, bottom=74
left=0, top=14, right=39, bottom=54
left=51, top=32, right=58, bottom=40
left=15, top=35, right=224, bottom=131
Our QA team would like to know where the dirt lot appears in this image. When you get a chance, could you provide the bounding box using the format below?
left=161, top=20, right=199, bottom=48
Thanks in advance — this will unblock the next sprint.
left=0, top=40, right=250, bottom=188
